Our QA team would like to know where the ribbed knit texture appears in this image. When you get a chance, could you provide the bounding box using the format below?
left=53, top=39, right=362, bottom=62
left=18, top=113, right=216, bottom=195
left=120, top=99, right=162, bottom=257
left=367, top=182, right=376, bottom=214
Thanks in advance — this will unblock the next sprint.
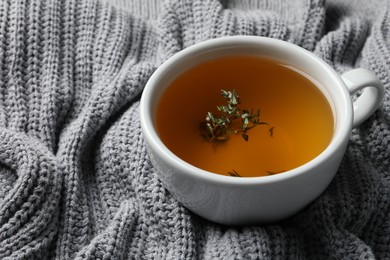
left=0, top=0, right=388, bottom=259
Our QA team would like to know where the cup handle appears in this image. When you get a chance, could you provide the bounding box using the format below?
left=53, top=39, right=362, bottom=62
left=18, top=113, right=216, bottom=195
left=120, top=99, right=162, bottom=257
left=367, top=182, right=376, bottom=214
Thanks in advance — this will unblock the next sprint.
left=341, top=68, right=385, bottom=128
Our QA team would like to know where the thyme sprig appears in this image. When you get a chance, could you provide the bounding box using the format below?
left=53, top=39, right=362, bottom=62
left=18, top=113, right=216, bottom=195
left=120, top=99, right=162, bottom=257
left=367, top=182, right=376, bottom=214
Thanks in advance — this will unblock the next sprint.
left=266, top=170, right=286, bottom=176
left=227, top=170, right=241, bottom=177
left=199, top=89, right=267, bottom=142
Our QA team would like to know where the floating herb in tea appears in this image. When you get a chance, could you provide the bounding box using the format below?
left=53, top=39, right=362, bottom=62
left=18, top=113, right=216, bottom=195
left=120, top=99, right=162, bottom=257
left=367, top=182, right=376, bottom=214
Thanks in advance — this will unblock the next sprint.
left=199, top=89, right=268, bottom=143
left=269, top=126, right=274, bottom=137
left=266, top=170, right=285, bottom=175
left=228, top=170, right=241, bottom=177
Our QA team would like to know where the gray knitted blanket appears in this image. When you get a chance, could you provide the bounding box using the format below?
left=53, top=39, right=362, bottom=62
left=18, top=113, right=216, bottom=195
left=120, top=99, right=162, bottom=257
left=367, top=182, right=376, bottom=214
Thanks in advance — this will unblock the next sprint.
left=0, top=0, right=389, bottom=259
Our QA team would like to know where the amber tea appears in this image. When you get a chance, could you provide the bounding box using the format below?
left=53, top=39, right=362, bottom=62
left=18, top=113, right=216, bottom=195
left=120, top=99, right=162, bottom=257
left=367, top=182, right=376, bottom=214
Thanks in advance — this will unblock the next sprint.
left=156, top=55, right=334, bottom=177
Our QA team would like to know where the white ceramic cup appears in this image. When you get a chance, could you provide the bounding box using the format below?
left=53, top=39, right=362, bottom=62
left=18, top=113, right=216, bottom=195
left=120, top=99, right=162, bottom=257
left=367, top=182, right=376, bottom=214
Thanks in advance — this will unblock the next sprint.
left=140, top=36, right=384, bottom=225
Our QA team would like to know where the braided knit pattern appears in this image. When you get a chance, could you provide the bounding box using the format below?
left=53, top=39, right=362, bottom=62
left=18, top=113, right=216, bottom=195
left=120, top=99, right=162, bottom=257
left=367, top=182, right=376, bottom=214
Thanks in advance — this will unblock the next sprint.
left=0, top=0, right=389, bottom=259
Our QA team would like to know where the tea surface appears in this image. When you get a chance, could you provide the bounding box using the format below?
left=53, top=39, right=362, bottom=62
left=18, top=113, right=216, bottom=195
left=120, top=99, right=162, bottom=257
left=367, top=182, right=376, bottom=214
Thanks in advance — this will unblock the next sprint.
left=156, top=55, right=334, bottom=177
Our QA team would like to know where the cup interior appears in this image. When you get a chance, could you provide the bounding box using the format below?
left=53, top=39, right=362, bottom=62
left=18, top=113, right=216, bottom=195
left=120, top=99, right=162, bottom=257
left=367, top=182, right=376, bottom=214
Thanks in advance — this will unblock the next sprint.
left=141, top=36, right=353, bottom=182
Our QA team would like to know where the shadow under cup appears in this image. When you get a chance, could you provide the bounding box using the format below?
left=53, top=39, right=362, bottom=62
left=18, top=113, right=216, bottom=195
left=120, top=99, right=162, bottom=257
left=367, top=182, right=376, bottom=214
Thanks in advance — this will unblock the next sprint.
left=140, top=37, right=353, bottom=225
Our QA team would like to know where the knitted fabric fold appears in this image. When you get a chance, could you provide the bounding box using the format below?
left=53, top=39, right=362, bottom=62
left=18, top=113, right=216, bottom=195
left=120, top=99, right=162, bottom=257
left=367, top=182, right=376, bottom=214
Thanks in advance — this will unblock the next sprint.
left=0, top=0, right=389, bottom=259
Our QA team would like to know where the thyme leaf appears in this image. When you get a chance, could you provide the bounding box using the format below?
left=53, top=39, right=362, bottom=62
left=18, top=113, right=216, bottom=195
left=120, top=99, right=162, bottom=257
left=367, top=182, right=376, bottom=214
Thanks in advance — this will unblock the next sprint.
left=199, top=89, right=267, bottom=143
left=228, top=170, right=240, bottom=177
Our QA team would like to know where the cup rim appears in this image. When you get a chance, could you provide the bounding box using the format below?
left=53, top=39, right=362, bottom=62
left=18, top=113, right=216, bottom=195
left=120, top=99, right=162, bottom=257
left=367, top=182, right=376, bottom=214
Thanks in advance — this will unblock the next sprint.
left=140, top=36, right=353, bottom=186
